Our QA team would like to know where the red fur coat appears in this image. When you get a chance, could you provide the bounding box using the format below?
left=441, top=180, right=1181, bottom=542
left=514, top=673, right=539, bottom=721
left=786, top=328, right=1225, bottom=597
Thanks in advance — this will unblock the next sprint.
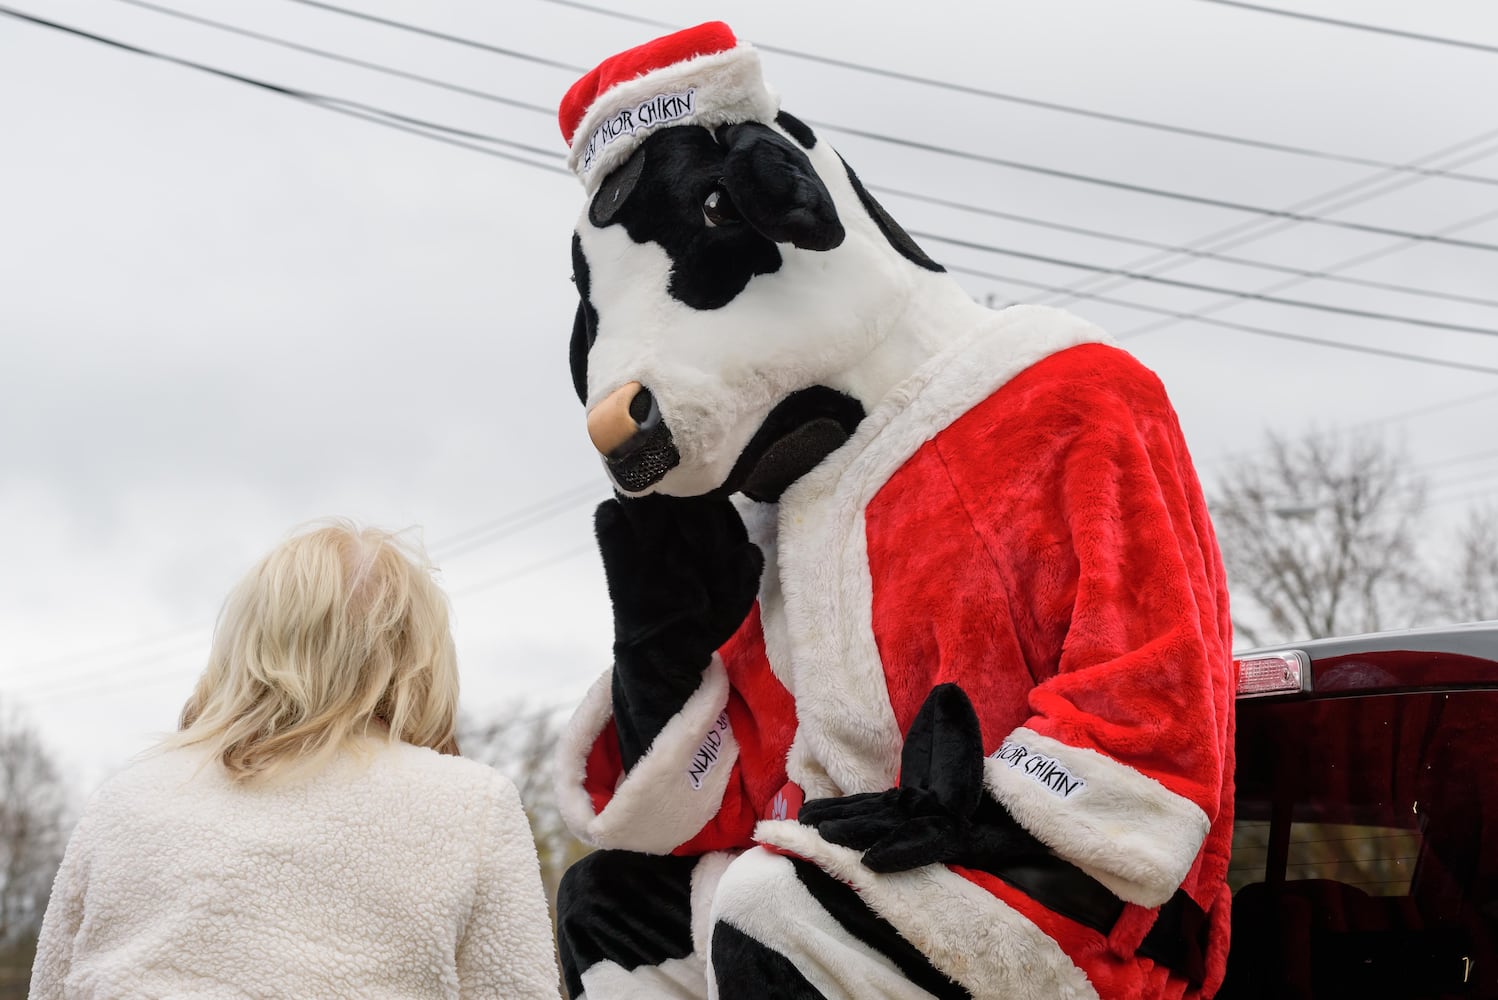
left=558, top=307, right=1235, bottom=999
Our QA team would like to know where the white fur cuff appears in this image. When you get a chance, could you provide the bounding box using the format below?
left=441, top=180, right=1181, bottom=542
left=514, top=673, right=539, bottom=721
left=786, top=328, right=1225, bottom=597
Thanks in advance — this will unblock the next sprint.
left=751, top=820, right=1100, bottom=999
left=984, top=728, right=1209, bottom=907
left=556, top=659, right=739, bottom=853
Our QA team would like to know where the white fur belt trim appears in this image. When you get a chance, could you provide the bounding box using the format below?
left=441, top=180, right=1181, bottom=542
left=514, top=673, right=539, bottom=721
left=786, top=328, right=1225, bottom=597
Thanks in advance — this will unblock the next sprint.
left=752, top=819, right=1101, bottom=999
left=556, top=658, right=738, bottom=853
left=984, top=728, right=1209, bottom=907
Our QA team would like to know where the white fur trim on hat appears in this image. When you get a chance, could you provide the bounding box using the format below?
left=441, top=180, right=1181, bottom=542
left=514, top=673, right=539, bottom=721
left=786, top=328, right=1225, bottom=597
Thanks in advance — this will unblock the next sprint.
left=568, top=44, right=779, bottom=191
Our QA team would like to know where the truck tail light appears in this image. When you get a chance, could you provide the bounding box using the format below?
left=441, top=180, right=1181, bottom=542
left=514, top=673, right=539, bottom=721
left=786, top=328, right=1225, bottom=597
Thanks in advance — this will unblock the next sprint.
left=1235, top=650, right=1312, bottom=698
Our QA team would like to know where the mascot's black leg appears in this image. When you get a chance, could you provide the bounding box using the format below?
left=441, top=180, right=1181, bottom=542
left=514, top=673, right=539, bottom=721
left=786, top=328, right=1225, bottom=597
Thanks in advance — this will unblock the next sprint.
left=708, top=849, right=972, bottom=999
left=556, top=850, right=704, bottom=999
left=709, top=924, right=825, bottom=999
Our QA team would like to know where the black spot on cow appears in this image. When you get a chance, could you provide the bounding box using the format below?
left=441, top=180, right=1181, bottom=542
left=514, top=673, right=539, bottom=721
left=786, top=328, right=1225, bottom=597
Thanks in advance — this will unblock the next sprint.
left=840, top=157, right=945, bottom=273
left=584, top=124, right=844, bottom=311
left=774, top=110, right=818, bottom=149
left=569, top=232, right=597, bottom=404
left=588, top=127, right=781, bottom=310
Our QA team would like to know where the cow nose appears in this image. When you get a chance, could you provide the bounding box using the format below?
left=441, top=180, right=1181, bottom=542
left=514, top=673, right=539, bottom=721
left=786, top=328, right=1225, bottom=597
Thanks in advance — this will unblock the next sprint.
left=587, top=381, right=659, bottom=458
left=585, top=382, right=681, bottom=492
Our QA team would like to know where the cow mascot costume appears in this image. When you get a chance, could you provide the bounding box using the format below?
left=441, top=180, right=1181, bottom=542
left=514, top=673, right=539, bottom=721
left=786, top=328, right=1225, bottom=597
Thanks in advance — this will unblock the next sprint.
left=551, top=21, right=1236, bottom=1000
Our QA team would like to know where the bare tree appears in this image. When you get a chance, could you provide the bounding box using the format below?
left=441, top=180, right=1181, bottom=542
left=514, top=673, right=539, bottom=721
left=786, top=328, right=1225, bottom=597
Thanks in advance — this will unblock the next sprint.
left=457, top=702, right=589, bottom=908
left=1210, top=428, right=1432, bottom=647
left=1431, top=503, right=1498, bottom=623
left=0, top=700, right=72, bottom=996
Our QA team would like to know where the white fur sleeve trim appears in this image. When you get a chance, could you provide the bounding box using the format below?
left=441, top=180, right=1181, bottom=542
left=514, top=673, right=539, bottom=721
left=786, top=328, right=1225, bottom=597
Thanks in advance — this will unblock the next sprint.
left=984, top=727, right=1209, bottom=907
left=555, top=658, right=739, bottom=854
left=752, top=820, right=1100, bottom=999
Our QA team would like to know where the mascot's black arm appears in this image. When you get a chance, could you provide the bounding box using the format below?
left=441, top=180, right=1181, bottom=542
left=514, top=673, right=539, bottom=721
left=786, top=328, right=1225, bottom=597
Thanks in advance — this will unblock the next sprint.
left=594, top=494, right=764, bottom=770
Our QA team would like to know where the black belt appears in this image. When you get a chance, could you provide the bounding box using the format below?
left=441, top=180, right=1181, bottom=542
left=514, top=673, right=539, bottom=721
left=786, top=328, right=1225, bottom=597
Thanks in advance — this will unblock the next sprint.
left=990, top=857, right=1209, bottom=989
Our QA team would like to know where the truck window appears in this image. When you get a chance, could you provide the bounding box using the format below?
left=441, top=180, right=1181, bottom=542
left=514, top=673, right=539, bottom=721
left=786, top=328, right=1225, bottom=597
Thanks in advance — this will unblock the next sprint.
left=1221, top=690, right=1498, bottom=999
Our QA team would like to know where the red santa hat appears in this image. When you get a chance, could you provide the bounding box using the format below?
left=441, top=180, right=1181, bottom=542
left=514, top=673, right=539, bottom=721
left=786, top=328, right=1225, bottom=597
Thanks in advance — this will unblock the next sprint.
left=559, top=21, right=780, bottom=192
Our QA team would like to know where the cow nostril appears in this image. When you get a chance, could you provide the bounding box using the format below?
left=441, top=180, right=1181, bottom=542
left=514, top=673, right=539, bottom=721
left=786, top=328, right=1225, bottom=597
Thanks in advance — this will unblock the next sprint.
left=627, top=386, right=657, bottom=427
left=626, top=386, right=662, bottom=434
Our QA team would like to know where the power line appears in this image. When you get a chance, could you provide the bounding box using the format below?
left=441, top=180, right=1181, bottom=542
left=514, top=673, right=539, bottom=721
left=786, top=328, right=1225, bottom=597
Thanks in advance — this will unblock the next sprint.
left=109, top=0, right=553, bottom=115
left=913, top=230, right=1498, bottom=338
left=1039, top=127, right=1498, bottom=318
left=1191, top=387, right=1498, bottom=475
left=6, top=483, right=606, bottom=699
left=1201, top=0, right=1498, bottom=56
left=876, top=185, right=1498, bottom=310
left=429, top=481, right=601, bottom=554
left=433, top=492, right=606, bottom=561
left=532, top=0, right=1498, bottom=186
left=15, top=537, right=603, bottom=706
left=24, top=624, right=210, bottom=671
left=0, top=5, right=570, bottom=175
left=280, top=0, right=586, bottom=71
left=73, top=0, right=1498, bottom=279
left=815, top=119, right=1498, bottom=192
left=942, top=261, right=1498, bottom=378
left=816, top=117, right=1498, bottom=253
left=448, top=542, right=595, bottom=598
left=1115, top=202, right=1498, bottom=340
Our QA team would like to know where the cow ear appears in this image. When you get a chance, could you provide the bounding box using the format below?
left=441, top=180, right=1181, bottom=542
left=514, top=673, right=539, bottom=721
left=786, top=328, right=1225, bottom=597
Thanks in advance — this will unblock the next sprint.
left=718, top=122, right=845, bottom=251
left=589, top=148, right=647, bottom=228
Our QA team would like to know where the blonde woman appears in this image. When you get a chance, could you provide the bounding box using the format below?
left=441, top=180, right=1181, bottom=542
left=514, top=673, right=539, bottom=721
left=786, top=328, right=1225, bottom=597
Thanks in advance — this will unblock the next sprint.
left=29, top=520, right=561, bottom=999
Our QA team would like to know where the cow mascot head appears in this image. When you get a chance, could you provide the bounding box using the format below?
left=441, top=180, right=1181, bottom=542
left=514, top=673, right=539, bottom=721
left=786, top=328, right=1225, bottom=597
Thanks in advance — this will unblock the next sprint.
left=552, top=21, right=1237, bottom=1000
left=563, top=21, right=974, bottom=502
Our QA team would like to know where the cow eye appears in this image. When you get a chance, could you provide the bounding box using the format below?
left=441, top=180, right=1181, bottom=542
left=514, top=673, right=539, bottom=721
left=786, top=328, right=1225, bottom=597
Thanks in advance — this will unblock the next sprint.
left=703, top=184, right=742, bottom=227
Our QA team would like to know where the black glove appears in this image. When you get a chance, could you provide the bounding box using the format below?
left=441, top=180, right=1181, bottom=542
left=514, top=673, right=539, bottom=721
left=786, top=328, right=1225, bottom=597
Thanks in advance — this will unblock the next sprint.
left=797, top=683, right=1049, bottom=873
left=595, top=494, right=764, bottom=769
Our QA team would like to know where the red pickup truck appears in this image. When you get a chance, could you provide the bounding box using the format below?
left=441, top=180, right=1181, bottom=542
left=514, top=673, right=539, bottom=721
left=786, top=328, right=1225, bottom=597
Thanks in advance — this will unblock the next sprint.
left=1221, top=623, right=1498, bottom=998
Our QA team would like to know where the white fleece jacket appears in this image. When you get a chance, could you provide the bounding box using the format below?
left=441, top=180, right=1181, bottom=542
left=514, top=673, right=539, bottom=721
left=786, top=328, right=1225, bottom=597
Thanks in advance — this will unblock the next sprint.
left=28, top=739, right=561, bottom=999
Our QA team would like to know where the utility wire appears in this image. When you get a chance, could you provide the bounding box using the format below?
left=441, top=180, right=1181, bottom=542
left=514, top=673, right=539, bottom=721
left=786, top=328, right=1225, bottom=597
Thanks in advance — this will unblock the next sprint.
left=448, top=542, right=595, bottom=598
left=913, top=230, right=1498, bottom=338
left=941, top=261, right=1498, bottom=378
left=815, top=118, right=1498, bottom=191
left=110, top=0, right=553, bottom=115
left=24, top=624, right=210, bottom=671
left=1115, top=202, right=1498, bottom=340
left=1193, top=386, right=1498, bottom=475
left=533, top=0, right=1498, bottom=186
left=0, top=6, right=570, bottom=175
left=7, top=482, right=605, bottom=697
left=433, top=492, right=606, bottom=561
left=17, top=538, right=602, bottom=705
left=429, top=481, right=601, bottom=555
left=52, top=0, right=1498, bottom=329
left=1041, top=128, right=1498, bottom=315
left=819, top=118, right=1498, bottom=252
left=1201, top=0, right=1498, bottom=56
left=75, top=0, right=1498, bottom=268
left=281, top=0, right=585, bottom=71
left=877, top=185, right=1498, bottom=310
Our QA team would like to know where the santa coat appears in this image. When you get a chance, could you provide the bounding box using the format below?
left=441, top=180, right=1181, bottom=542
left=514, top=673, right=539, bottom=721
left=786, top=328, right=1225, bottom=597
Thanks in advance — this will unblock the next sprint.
left=558, top=305, right=1236, bottom=1000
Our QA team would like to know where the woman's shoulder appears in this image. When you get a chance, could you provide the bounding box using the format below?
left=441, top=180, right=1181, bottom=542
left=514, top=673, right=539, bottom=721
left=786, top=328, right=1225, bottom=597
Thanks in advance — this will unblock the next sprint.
left=87, top=746, right=214, bottom=803
left=366, top=741, right=521, bottom=804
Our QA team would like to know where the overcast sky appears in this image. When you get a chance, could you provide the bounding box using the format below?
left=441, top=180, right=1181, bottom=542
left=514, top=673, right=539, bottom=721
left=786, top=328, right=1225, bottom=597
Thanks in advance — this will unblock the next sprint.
left=3, top=0, right=1497, bottom=792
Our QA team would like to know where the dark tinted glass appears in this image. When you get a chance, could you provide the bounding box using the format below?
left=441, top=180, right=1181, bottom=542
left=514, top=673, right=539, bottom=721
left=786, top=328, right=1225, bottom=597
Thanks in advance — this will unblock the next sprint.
left=1222, top=690, right=1498, bottom=998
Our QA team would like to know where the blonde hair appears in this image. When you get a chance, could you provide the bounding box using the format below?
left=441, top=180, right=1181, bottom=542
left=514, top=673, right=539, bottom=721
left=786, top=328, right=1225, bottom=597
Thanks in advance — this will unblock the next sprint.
left=167, top=519, right=459, bottom=782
